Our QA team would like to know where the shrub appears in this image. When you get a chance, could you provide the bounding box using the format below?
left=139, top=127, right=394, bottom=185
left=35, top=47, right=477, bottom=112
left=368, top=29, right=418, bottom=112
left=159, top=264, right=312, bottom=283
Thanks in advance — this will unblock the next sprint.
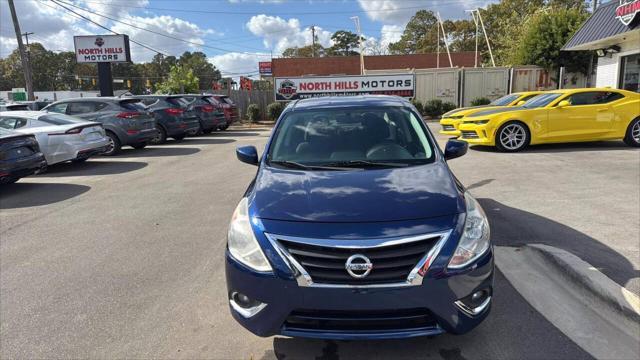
left=423, top=99, right=443, bottom=118
left=246, top=104, right=261, bottom=123
left=411, top=99, right=424, bottom=115
left=471, top=97, right=491, bottom=106
left=266, top=102, right=285, bottom=121
left=441, top=102, right=458, bottom=114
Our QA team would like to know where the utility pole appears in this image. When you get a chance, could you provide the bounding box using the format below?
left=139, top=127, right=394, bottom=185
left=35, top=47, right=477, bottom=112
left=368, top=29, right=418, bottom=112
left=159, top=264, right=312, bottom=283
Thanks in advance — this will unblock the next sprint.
left=592, top=0, right=598, bottom=12
left=23, top=31, right=34, bottom=81
left=311, top=26, right=316, bottom=58
left=436, top=21, right=440, bottom=69
left=7, top=0, right=35, bottom=100
left=350, top=16, right=365, bottom=75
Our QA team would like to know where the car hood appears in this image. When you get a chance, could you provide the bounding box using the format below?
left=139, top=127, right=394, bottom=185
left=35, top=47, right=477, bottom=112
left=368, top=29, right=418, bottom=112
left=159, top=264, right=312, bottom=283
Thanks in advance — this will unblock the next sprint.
left=249, top=162, right=464, bottom=223
left=443, top=105, right=487, bottom=117
left=468, top=106, right=524, bottom=118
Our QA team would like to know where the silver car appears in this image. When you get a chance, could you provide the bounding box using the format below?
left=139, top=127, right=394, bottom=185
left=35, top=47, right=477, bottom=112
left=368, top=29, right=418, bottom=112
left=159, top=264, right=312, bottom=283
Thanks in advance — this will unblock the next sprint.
left=0, top=111, right=110, bottom=165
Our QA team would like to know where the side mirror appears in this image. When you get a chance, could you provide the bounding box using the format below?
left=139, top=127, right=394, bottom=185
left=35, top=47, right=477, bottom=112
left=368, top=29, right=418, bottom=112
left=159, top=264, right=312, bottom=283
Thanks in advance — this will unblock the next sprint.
left=236, top=146, right=259, bottom=166
left=516, top=100, right=526, bottom=106
left=557, top=100, right=570, bottom=108
left=444, top=139, right=468, bottom=160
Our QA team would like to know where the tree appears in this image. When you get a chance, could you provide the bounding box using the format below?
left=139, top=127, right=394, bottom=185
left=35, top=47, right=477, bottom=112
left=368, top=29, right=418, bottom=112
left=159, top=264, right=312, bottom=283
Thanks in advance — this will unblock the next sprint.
left=388, top=10, right=439, bottom=54
left=178, top=51, right=221, bottom=91
left=511, top=7, right=591, bottom=74
left=282, top=44, right=325, bottom=58
left=155, top=65, right=199, bottom=94
left=326, top=30, right=363, bottom=56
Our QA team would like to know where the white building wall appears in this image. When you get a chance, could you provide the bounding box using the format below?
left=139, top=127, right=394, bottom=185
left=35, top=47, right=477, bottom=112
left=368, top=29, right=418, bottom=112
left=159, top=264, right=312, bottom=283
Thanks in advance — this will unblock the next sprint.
left=595, top=39, right=640, bottom=89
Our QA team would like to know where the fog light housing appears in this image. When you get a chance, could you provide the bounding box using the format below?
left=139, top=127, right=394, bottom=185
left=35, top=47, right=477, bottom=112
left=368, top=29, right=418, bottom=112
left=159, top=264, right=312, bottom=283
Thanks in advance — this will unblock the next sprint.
left=229, top=291, right=267, bottom=318
left=454, top=288, right=492, bottom=317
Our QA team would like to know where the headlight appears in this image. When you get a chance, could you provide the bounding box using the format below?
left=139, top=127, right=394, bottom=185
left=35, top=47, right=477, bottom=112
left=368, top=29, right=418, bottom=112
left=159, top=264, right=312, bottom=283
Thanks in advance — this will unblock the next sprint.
left=448, top=193, right=491, bottom=269
left=227, top=198, right=272, bottom=272
left=464, top=120, right=489, bottom=125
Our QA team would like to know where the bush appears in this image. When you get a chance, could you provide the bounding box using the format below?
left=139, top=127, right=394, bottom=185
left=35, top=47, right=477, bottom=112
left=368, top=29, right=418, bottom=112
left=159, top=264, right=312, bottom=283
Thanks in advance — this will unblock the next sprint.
left=423, top=99, right=443, bottom=118
left=441, top=102, right=458, bottom=114
left=471, top=97, right=491, bottom=106
left=266, top=102, right=285, bottom=121
left=411, top=99, right=424, bottom=115
left=246, top=104, right=261, bottom=123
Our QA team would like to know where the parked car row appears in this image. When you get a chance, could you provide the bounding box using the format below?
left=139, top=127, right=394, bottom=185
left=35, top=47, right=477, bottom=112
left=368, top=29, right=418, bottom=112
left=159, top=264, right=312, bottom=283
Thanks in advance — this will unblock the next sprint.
left=439, top=88, right=640, bottom=152
left=0, top=94, right=239, bottom=184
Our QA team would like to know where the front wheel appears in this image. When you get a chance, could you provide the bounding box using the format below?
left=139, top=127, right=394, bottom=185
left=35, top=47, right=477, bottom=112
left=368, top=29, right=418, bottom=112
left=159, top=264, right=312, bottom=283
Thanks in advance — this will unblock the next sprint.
left=623, top=117, right=640, bottom=147
left=102, top=132, right=122, bottom=156
left=495, top=121, right=530, bottom=152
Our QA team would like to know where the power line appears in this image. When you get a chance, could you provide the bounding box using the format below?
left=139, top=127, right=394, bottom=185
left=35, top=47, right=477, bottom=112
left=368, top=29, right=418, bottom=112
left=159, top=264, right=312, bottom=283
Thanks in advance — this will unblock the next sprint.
left=45, top=0, right=170, bottom=56
left=51, top=0, right=274, bottom=56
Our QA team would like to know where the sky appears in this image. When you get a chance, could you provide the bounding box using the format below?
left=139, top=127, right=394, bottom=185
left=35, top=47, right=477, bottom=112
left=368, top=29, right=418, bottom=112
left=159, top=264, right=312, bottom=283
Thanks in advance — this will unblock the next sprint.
left=0, top=0, right=497, bottom=78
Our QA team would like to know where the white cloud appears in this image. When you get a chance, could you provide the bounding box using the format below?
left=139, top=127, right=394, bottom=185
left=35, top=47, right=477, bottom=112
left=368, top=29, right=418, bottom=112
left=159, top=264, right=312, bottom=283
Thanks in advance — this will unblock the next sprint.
left=357, top=0, right=417, bottom=25
left=246, top=14, right=332, bottom=54
left=209, top=52, right=270, bottom=79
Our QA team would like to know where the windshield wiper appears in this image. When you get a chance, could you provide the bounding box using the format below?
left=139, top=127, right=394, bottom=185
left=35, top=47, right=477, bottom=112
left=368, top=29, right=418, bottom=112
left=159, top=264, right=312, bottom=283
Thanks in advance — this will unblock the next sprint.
left=269, top=160, right=351, bottom=171
left=322, top=160, right=409, bottom=168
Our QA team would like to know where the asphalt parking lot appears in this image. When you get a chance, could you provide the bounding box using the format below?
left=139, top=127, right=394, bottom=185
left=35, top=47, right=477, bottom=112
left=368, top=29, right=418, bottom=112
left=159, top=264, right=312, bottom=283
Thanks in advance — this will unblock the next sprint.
left=0, top=123, right=638, bottom=359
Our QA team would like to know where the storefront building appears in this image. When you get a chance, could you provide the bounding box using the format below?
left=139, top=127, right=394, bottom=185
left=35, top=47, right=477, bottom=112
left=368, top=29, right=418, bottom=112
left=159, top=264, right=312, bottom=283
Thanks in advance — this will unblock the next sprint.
left=563, top=0, right=640, bottom=92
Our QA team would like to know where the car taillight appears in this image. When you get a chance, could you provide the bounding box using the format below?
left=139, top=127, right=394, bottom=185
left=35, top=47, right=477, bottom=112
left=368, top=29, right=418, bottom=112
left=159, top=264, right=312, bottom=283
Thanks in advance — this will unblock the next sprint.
left=202, top=105, right=214, bottom=112
left=164, top=108, right=184, bottom=115
left=65, top=127, right=83, bottom=134
left=117, top=111, right=140, bottom=119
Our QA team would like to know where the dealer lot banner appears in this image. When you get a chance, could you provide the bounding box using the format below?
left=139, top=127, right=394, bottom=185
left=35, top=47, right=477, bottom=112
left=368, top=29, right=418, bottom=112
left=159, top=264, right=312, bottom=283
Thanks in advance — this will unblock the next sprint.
left=274, top=74, right=415, bottom=101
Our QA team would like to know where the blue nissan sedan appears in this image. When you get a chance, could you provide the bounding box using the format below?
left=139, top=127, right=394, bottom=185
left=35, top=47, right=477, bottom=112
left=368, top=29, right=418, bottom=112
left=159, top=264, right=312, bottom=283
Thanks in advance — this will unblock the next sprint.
left=226, top=95, right=493, bottom=340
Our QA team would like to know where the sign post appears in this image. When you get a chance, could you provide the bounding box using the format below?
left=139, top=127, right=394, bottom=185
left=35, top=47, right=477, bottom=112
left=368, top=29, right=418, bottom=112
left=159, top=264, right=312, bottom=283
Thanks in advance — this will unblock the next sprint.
left=274, top=74, right=415, bottom=101
left=73, top=34, right=131, bottom=97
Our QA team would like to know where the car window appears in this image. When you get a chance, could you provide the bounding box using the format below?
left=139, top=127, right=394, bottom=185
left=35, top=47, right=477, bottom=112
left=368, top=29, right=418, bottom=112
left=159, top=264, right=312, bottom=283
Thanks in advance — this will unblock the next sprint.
left=566, top=91, right=625, bottom=106
left=490, top=94, right=520, bottom=106
left=204, top=96, right=221, bottom=105
left=519, top=94, right=539, bottom=103
left=67, top=102, right=100, bottom=115
left=47, top=103, right=69, bottom=114
left=37, top=113, right=84, bottom=125
left=268, top=107, right=434, bottom=167
left=523, top=93, right=563, bottom=108
left=119, top=100, right=147, bottom=111
left=139, top=98, right=158, bottom=106
left=0, top=117, right=24, bottom=129
left=166, top=97, right=187, bottom=107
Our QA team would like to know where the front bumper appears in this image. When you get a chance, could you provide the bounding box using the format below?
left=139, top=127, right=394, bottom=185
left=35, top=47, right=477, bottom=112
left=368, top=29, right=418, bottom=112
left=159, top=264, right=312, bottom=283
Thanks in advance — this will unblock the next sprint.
left=458, top=125, right=495, bottom=146
left=225, top=217, right=494, bottom=340
left=439, top=119, right=462, bottom=136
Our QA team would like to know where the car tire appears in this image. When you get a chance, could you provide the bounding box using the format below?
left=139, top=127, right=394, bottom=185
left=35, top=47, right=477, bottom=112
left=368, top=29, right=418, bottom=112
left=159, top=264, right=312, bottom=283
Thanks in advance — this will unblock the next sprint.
left=150, top=126, right=167, bottom=145
left=495, top=121, right=530, bottom=152
left=173, top=135, right=185, bottom=142
left=219, top=124, right=229, bottom=131
left=623, top=117, right=640, bottom=147
left=202, top=128, right=213, bottom=134
left=103, top=131, right=122, bottom=156
left=194, top=124, right=203, bottom=136
left=72, top=158, right=88, bottom=163
left=2, top=177, right=19, bottom=185
left=131, top=142, right=147, bottom=150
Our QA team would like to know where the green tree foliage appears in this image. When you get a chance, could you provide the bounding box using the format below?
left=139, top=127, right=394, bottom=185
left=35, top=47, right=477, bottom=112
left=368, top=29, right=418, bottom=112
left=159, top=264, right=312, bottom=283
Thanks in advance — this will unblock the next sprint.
left=511, top=7, right=590, bottom=74
left=388, top=10, right=440, bottom=54
left=266, top=102, right=285, bottom=120
left=155, top=65, right=199, bottom=94
left=247, top=103, right=261, bottom=122
left=471, top=97, right=492, bottom=106
left=282, top=44, right=325, bottom=58
left=178, top=51, right=221, bottom=91
left=326, top=30, right=364, bottom=56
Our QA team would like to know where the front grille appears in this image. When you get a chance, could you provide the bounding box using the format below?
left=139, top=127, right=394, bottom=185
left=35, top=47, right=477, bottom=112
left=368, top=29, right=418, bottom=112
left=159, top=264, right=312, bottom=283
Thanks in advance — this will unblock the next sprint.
left=461, top=130, right=479, bottom=139
left=442, top=124, right=455, bottom=131
left=284, top=308, right=437, bottom=333
left=276, top=235, right=440, bottom=285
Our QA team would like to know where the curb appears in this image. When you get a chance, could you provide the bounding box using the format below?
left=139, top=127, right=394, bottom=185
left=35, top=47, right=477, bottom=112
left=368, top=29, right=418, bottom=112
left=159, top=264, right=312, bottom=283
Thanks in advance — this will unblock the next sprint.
left=527, top=244, right=640, bottom=323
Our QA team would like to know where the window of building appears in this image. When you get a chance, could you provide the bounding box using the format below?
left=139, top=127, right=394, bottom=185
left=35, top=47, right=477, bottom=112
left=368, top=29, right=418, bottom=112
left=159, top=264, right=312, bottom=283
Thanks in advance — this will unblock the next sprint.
left=619, top=53, right=640, bottom=93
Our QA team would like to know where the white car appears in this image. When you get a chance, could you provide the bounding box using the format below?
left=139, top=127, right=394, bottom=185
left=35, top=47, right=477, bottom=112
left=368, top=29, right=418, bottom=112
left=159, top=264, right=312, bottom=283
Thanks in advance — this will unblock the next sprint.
left=0, top=111, right=110, bottom=165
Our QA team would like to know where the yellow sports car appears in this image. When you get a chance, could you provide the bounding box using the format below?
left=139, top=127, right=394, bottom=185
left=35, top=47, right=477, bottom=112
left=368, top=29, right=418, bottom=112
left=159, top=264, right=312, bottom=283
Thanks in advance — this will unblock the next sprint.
left=457, top=88, right=640, bottom=152
left=439, top=91, right=545, bottom=136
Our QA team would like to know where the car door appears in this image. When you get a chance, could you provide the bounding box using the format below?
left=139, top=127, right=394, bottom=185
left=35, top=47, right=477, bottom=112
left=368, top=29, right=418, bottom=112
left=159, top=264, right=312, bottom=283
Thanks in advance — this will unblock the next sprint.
left=546, top=91, right=619, bottom=141
left=66, top=101, right=105, bottom=122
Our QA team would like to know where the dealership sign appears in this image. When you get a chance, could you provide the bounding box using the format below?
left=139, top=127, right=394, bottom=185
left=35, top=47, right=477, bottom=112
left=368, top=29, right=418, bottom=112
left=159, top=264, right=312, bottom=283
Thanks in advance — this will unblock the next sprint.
left=259, top=61, right=272, bottom=75
left=274, top=74, right=415, bottom=101
left=616, top=0, right=640, bottom=26
left=73, top=35, right=131, bottom=63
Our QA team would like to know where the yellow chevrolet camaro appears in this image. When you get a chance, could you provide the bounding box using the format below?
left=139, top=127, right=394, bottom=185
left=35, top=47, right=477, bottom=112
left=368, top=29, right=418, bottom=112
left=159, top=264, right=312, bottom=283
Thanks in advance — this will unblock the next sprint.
left=439, top=91, right=545, bottom=137
left=457, top=88, right=640, bottom=152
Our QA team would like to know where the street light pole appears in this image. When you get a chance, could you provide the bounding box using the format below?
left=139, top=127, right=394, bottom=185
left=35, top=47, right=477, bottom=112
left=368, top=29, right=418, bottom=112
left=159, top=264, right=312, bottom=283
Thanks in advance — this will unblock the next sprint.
left=7, top=0, right=35, bottom=101
left=350, top=16, right=365, bottom=75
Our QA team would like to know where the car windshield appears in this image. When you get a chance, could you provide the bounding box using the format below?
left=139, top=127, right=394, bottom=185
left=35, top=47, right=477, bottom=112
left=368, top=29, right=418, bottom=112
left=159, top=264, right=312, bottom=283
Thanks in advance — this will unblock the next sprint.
left=522, top=93, right=562, bottom=108
left=490, top=94, right=520, bottom=106
left=38, top=113, right=84, bottom=125
left=219, top=97, right=234, bottom=105
left=267, top=106, right=435, bottom=169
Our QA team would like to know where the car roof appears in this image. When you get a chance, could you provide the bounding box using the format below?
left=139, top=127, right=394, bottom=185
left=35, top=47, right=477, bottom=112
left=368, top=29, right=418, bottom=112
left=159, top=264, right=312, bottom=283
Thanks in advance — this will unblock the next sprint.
left=290, top=95, right=410, bottom=111
left=50, top=97, right=122, bottom=103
